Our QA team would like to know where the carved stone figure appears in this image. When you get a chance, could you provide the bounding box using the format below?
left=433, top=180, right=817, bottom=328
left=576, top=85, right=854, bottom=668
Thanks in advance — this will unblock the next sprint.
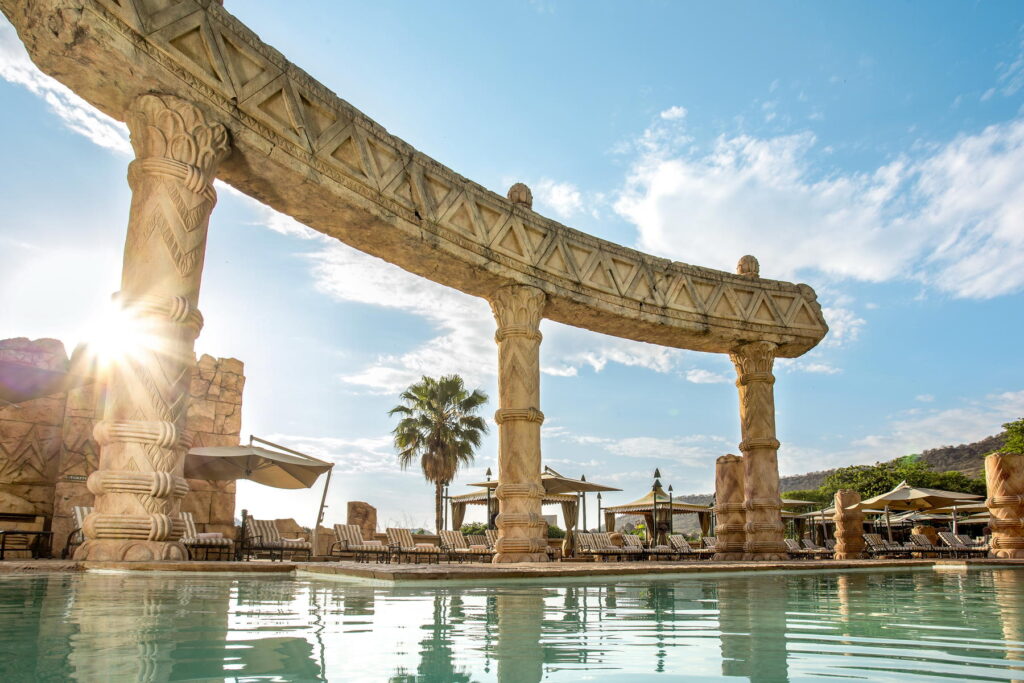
left=506, top=182, right=533, bottom=209
left=730, top=341, right=787, bottom=560
left=76, top=94, right=230, bottom=561
left=833, top=489, right=866, bottom=559
left=986, top=452, right=1024, bottom=559
left=489, top=285, right=548, bottom=563
left=713, top=454, right=746, bottom=560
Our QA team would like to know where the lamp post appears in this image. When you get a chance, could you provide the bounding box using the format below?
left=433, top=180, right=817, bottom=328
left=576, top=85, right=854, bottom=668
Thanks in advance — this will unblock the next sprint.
left=652, top=468, right=662, bottom=547
left=597, top=492, right=603, bottom=533
left=668, top=484, right=674, bottom=536
left=580, top=474, right=587, bottom=533
left=485, top=467, right=493, bottom=530
left=442, top=484, right=450, bottom=530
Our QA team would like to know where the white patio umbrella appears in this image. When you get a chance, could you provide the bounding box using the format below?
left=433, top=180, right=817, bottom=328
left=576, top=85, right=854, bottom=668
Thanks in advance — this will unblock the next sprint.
left=187, top=435, right=334, bottom=550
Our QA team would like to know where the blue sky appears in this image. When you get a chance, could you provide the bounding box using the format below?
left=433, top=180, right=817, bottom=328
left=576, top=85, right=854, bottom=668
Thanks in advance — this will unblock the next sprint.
left=2, top=2, right=1023, bottom=531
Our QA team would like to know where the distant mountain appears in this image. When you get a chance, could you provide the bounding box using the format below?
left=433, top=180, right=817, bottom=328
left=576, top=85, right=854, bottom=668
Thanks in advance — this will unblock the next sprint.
left=610, top=431, right=1005, bottom=534
left=682, top=430, right=1006, bottom=502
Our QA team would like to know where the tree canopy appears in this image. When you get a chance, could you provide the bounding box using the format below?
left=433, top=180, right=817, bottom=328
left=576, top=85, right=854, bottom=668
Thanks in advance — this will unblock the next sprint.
left=1003, top=418, right=1024, bottom=454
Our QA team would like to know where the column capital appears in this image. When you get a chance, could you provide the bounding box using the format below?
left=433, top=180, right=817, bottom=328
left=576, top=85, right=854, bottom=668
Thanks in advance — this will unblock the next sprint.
left=126, top=93, right=230, bottom=196
left=729, top=340, right=777, bottom=380
left=489, top=285, right=546, bottom=334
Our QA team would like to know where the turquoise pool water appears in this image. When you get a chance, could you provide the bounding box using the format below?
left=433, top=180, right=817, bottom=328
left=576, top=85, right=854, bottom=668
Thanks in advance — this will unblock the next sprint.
left=0, top=568, right=1022, bottom=681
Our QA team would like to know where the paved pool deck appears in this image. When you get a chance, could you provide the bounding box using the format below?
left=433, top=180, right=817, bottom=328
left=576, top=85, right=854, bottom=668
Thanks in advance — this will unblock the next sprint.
left=3, top=557, right=1023, bottom=582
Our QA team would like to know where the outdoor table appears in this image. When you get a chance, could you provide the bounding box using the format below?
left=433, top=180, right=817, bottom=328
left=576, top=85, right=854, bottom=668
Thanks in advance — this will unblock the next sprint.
left=0, top=530, right=53, bottom=560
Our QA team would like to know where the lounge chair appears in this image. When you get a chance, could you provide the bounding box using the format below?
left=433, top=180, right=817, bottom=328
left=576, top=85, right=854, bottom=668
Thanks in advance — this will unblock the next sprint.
left=180, top=511, right=234, bottom=560
left=244, top=516, right=313, bottom=561
left=785, top=538, right=811, bottom=558
left=864, top=533, right=911, bottom=558
left=63, top=505, right=92, bottom=558
left=801, top=538, right=833, bottom=557
left=330, top=524, right=388, bottom=563
left=485, top=529, right=499, bottom=550
left=824, top=539, right=836, bottom=551
left=668, top=534, right=707, bottom=560
left=938, top=532, right=985, bottom=558
left=0, top=514, right=48, bottom=560
left=386, top=528, right=442, bottom=563
left=909, top=533, right=954, bottom=557
left=618, top=533, right=648, bottom=560
left=576, top=532, right=624, bottom=561
left=701, top=536, right=719, bottom=552
left=440, top=530, right=494, bottom=562
left=957, top=534, right=988, bottom=552
left=467, top=533, right=488, bottom=548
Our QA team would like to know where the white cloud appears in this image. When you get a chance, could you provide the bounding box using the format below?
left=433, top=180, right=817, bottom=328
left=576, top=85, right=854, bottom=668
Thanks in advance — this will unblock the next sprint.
left=265, top=433, right=399, bottom=474
left=995, top=31, right=1024, bottom=98
left=614, top=113, right=1024, bottom=299
left=915, top=394, right=935, bottom=403
left=685, top=368, right=730, bottom=384
left=0, top=21, right=129, bottom=154
left=820, top=306, right=866, bottom=348
left=533, top=178, right=584, bottom=219
left=660, top=105, right=687, bottom=120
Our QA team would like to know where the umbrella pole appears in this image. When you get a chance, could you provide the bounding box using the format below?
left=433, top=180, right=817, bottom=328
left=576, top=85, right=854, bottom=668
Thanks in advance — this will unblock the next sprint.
left=312, top=469, right=332, bottom=556
left=885, top=505, right=892, bottom=543
left=952, top=505, right=958, bottom=535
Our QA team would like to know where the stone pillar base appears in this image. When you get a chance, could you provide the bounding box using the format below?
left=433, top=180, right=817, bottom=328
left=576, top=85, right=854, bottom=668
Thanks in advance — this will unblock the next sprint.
left=990, top=549, right=1024, bottom=559
left=493, top=552, right=549, bottom=563
left=73, top=539, right=188, bottom=562
left=742, top=552, right=789, bottom=561
left=713, top=552, right=746, bottom=561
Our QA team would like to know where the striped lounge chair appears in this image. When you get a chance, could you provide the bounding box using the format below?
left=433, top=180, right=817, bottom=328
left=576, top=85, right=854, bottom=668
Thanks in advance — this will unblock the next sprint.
left=330, top=524, right=388, bottom=563
left=938, top=532, right=985, bottom=558
left=668, top=535, right=706, bottom=560
left=620, top=533, right=653, bottom=560
left=485, top=529, right=499, bottom=550
left=785, top=538, right=811, bottom=558
left=62, top=505, right=93, bottom=558
left=181, top=511, right=234, bottom=560
left=244, top=516, right=312, bottom=561
left=387, top=528, right=442, bottom=563
left=801, top=538, right=833, bottom=557
left=440, top=530, right=494, bottom=562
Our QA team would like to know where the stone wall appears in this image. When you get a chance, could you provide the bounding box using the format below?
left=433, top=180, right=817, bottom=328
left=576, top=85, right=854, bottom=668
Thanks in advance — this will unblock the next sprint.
left=0, top=338, right=244, bottom=555
left=0, top=339, right=68, bottom=520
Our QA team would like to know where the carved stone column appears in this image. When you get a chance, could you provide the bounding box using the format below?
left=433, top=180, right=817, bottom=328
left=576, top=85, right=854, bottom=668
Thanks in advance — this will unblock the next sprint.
left=832, top=489, right=866, bottom=560
left=489, top=285, right=548, bottom=563
left=730, top=340, right=787, bottom=560
left=985, top=452, right=1024, bottom=559
left=713, top=454, right=746, bottom=560
left=76, top=94, right=230, bottom=561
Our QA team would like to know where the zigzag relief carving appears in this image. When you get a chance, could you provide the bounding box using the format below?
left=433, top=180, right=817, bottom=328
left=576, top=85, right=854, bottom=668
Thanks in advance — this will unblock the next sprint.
left=6, top=0, right=829, bottom=356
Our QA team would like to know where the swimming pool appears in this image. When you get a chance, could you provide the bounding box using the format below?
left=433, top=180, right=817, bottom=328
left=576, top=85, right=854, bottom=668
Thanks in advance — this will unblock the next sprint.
left=0, top=567, right=1021, bottom=681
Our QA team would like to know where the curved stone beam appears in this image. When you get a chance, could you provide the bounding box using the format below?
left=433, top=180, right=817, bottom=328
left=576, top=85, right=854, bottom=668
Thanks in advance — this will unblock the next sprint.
left=2, top=0, right=828, bottom=355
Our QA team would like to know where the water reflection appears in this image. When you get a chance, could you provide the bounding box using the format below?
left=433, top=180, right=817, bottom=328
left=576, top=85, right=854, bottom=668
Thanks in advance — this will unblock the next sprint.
left=1, top=568, right=1024, bottom=681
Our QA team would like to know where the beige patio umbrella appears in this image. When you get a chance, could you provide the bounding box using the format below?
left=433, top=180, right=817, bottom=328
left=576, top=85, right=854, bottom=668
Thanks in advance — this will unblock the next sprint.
left=187, top=435, right=334, bottom=551
left=850, top=480, right=982, bottom=541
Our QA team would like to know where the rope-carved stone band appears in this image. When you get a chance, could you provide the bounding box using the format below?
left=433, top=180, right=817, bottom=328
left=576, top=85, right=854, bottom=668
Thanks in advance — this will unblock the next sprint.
left=715, top=523, right=747, bottom=534
left=494, top=325, right=542, bottom=343
left=129, top=158, right=218, bottom=201
left=739, top=438, right=781, bottom=452
left=987, top=495, right=1024, bottom=508
left=744, top=497, right=783, bottom=510
left=496, top=537, right=549, bottom=553
left=991, top=536, right=1024, bottom=548
left=715, top=541, right=747, bottom=551
left=744, top=521, right=785, bottom=533
left=496, top=512, right=546, bottom=527
left=86, top=470, right=189, bottom=500
left=493, top=408, right=545, bottom=425
left=113, top=292, right=204, bottom=337
left=990, top=519, right=1024, bottom=531
left=93, top=419, right=190, bottom=449
left=714, top=502, right=746, bottom=513
left=83, top=512, right=184, bottom=542
left=746, top=540, right=788, bottom=552
left=495, top=483, right=545, bottom=499
left=735, top=372, right=775, bottom=386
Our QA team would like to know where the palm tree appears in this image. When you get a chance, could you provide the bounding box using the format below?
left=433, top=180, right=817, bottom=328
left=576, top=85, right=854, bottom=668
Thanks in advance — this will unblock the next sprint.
left=389, top=375, right=489, bottom=533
